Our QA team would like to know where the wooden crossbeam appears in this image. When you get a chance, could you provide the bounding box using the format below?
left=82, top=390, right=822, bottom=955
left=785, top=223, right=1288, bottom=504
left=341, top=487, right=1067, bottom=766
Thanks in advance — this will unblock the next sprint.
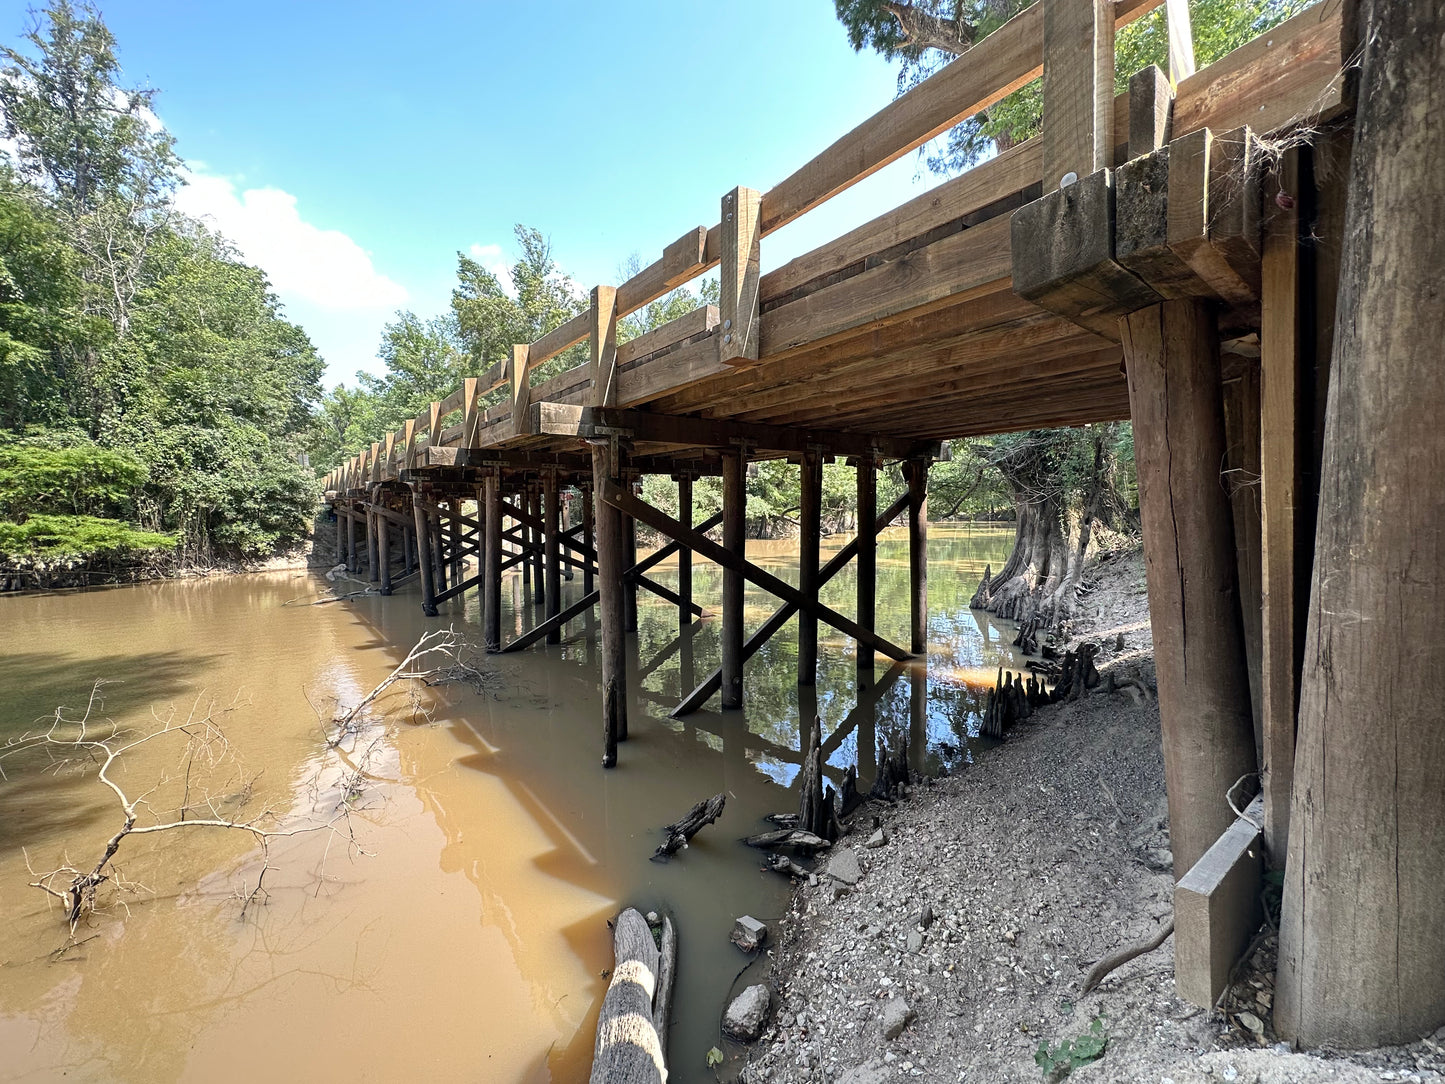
left=434, top=571, right=483, bottom=606
left=672, top=490, right=910, bottom=715
left=502, top=590, right=600, bottom=653
left=635, top=574, right=706, bottom=617
left=821, top=659, right=909, bottom=760
left=532, top=403, right=934, bottom=462
left=636, top=620, right=707, bottom=684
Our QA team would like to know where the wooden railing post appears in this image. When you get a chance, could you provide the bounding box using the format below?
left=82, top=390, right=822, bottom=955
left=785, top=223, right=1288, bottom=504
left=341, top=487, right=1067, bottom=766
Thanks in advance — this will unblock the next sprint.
left=509, top=346, right=530, bottom=436
left=719, top=186, right=761, bottom=364
left=590, top=286, right=619, bottom=405
left=1041, top=0, right=1114, bottom=190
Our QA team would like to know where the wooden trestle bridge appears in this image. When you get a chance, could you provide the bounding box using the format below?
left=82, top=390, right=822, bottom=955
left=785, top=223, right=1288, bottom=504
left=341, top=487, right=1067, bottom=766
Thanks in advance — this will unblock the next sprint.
left=324, top=0, right=1354, bottom=1014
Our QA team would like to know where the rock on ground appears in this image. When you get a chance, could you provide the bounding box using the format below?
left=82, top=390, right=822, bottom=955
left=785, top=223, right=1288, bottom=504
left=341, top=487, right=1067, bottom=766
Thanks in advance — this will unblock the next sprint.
left=723, top=984, right=771, bottom=1043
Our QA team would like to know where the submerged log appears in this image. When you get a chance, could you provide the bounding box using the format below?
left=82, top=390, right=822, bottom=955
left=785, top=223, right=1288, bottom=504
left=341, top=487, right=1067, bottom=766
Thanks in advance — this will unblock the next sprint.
left=652, top=793, right=726, bottom=861
left=590, top=907, right=673, bottom=1084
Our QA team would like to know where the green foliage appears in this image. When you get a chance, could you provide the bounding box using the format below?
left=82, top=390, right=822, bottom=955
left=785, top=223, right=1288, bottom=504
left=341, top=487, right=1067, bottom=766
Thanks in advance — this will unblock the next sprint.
left=705, top=1046, right=724, bottom=1069
left=1034, top=1017, right=1108, bottom=1079
left=0, top=439, right=146, bottom=516
left=0, top=512, right=172, bottom=559
left=0, top=2, right=322, bottom=568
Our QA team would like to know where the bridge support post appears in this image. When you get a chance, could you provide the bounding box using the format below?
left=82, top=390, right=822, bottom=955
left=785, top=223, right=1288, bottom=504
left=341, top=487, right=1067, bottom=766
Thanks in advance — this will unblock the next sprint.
left=906, top=456, right=929, bottom=655
left=366, top=507, right=379, bottom=583
left=411, top=491, right=438, bottom=617
left=721, top=448, right=746, bottom=709
left=622, top=481, right=638, bottom=634
left=544, top=470, right=561, bottom=644
left=378, top=508, right=392, bottom=596
left=429, top=505, right=446, bottom=594
left=483, top=473, right=502, bottom=651
left=594, top=441, right=628, bottom=766
left=855, top=454, right=877, bottom=681
left=346, top=506, right=358, bottom=573
left=1122, top=298, right=1257, bottom=878
left=582, top=481, right=595, bottom=596
left=530, top=486, right=545, bottom=607
left=798, top=449, right=822, bottom=685
left=333, top=508, right=343, bottom=568
left=402, top=518, right=414, bottom=574
left=676, top=474, right=692, bottom=634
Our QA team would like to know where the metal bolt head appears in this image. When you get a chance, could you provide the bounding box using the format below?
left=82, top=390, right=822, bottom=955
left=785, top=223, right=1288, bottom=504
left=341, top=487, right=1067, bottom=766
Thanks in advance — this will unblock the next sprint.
left=724, top=333, right=732, bottom=344
left=723, top=318, right=732, bottom=330
left=1060, top=171, right=1079, bottom=189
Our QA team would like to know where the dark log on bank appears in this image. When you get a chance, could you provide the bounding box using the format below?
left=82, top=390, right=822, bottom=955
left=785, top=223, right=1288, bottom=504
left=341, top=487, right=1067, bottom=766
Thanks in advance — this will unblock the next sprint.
left=590, top=907, right=674, bottom=1084
left=652, top=793, right=726, bottom=861
left=742, top=829, right=832, bottom=854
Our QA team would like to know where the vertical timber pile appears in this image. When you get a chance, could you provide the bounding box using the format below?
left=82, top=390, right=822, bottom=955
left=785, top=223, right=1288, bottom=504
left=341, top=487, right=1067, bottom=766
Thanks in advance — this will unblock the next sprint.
left=856, top=455, right=877, bottom=681
left=594, top=442, right=627, bottom=766
left=1121, top=299, right=1256, bottom=876
left=622, top=488, right=638, bottom=633
left=721, top=449, right=746, bottom=709
left=483, top=473, right=502, bottom=651
left=530, top=487, right=545, bottom=607
left=378, top=506, right=392, bottom=596
left=544, top=471, right=561, bottom=644
left=346, top=506, right=358, bottom=573
left=677, top=475, right=693, bottom=633
left=906, top=457, right=929, bottom=655
left=1277, top=0, right=1445, bottom=1047
left=798, top=450, right=822, bottom=685
left=430, top=505, right=446, bottom=593
left=333, top=508, right=343, bottom=569
left=583, top=482, right=595, bottom=596
left=411, top=490, right=439, bottom=618
left=403, top=516, right=414, bottom=573
left=366, top=506, right=378, bottom=583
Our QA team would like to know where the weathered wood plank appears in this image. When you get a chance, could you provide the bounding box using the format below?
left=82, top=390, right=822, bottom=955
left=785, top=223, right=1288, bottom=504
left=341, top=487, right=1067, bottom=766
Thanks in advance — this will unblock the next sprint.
left=618, top=304, right=719, bottom=367
left=1042, top=0, right=1114, bottom=189
left=719, top=187, right=761, bottom=365
left=1175, top=796, right=1264, bottom=1008
left=591, top=285, right=620, bottom=406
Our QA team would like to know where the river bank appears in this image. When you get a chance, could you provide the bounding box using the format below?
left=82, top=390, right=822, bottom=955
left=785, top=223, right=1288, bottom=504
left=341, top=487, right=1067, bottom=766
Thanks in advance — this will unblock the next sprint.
left=738, top=546, right=1445, bottom=1084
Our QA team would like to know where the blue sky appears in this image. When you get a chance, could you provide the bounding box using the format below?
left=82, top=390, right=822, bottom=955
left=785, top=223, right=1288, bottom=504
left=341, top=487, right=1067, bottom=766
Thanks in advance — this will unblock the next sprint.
left=1, top=1, right=947, bottom=387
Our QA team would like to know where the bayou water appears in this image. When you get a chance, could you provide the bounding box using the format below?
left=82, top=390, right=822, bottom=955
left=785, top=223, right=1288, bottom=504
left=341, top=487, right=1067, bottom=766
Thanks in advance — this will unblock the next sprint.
left=0, top=524, right=1019, bottom=1082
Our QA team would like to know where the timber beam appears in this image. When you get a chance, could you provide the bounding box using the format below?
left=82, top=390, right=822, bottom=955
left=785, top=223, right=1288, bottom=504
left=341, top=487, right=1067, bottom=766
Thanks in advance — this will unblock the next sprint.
left=530, top=403, right=938, bottom=462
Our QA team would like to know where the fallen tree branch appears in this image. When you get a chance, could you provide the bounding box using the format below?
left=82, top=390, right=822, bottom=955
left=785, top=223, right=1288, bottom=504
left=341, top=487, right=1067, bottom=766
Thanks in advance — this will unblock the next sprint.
left=652, top=793, right=726, bottom=861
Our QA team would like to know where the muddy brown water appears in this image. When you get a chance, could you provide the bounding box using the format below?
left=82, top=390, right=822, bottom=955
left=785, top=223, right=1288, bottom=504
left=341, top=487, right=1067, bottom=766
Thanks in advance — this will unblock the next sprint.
left=0, top=524, right=1019, bottom=1083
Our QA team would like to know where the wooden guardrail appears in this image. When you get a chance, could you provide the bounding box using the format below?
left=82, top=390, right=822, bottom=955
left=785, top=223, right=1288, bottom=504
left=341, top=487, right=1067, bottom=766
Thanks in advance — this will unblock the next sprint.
left=325, top=0, right=1348, bottom=494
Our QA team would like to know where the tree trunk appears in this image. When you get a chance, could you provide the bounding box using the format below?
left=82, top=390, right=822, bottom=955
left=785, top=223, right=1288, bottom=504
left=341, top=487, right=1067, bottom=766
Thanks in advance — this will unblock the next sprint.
left=1276, top=0, right=1445, bottom=1047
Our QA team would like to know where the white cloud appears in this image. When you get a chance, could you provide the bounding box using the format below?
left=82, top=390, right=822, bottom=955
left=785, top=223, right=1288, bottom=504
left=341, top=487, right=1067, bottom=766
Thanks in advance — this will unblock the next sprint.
left=468, top=242, right=517, bottom=299
left=175, top=171, right=408, bottom=312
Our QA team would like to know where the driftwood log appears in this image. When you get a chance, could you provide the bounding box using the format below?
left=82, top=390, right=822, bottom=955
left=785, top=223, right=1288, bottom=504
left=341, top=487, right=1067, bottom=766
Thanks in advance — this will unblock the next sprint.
left=742, top=829, right=832, bottom=853
left=590, top=908, right=675, bottom=1083
left=764, top=853, right=812, bottom=878
left=652, top=793, right=726, bottom=860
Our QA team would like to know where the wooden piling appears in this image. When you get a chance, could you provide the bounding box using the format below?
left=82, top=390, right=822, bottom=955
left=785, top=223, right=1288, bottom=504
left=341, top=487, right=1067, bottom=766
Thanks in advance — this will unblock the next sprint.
left=798, top=450, right=822, bottom=685
left=907, top=457, right=929, bottom=655
left=721, top=449, right=746, bottom=709
left=366, top=507, right=379, bottom=582
left=403, top=518, right=414, bottom=573
left=346, top=507, right=358, bottom=573
left=411, top=492, right=439, bottom=617
left=530, top=487, right=545, bottom=606
left=544, top=471, right=561, bottom=644
left=429, top=506, right=446, bottom=593
left=333, top=509, right=343, bottom=568
left=677, top=474, right=693, bottom=634
left=378, top=509, right=392, bottom=595
left=594, top=443, right=628, bottom=766
left=856, top=456, right=877, bottom=680
left=622, top=485, right=638, bottom=634
left=582, top=482, right=595, bottom=595
left=483, top=474, right=502, bottom=651
left=1121, top=298, right=1257, bottom=877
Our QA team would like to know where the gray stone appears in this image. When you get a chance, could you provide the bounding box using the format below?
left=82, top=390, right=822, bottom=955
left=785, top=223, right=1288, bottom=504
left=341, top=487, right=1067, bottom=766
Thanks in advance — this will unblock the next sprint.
left=906, top=929, right=924, bottom=954
left=722, top=984, right=771, bottom=1042
left=838, top=1060, right=891, bottom=1084
left=826, top=847, right=863, bottom=886
left=881, top=996, right=915, bottom=1040
left=864, top=828, right=888, bottom=849
left=732, top=915, right=768, bottom=952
